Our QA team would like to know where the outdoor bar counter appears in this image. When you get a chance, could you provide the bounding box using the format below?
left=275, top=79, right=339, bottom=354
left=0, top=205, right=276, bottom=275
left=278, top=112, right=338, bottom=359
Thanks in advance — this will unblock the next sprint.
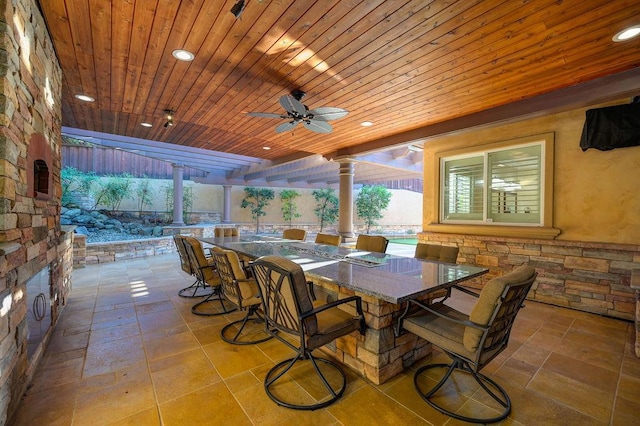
left=200, top=236, right=488, bottom=384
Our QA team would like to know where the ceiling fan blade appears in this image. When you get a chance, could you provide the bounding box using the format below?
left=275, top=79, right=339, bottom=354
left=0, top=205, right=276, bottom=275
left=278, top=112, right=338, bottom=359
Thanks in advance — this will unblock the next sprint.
left=279, top=95, right=307, bottom=116
left=303, top=119, right=333, bottom=133
left=276, top=121, right=299, bottom=133
left=308, top=107, right=349, bottom=121
left=246, top=112, right=287, bottom=119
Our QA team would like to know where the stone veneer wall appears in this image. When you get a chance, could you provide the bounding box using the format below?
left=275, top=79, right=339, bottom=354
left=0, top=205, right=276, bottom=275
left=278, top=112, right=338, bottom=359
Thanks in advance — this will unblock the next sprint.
left=71, top=225, right=221, bottom=268
left=83, top=237, right=177, bottom=265
left=419, top=232, right=639, bottom=321
left=0, top=0, right=65, bottom=423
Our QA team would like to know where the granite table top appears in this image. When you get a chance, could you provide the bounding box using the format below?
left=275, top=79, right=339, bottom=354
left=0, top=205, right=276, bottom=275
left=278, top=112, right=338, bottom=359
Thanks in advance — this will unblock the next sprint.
left=200, top=236, right=488, bottom=304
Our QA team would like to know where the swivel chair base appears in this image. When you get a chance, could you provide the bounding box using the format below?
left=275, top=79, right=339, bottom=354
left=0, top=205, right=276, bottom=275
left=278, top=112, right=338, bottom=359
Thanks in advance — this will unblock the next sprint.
left=178, top=280, right=215, bottom=298
left=414, top=358, right=511, bottom=424
left=265, top=354, right=347, bottom=410
left=191, top=288, right=236, bottom=316
left=221, top=316, right=272, bottom=345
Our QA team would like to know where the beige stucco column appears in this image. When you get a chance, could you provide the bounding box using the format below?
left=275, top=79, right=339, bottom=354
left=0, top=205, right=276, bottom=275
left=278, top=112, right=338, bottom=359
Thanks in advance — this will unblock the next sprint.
left=222, top=185, right=232, bottom=223
left=171, top=164, right=184, bottom=226
left=338, top=158, right=356, bottom=238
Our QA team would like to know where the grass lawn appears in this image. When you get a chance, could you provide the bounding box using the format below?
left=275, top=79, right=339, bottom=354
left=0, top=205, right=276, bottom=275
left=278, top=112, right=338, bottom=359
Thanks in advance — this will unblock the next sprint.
left=388, top=238, right=418, bottom=245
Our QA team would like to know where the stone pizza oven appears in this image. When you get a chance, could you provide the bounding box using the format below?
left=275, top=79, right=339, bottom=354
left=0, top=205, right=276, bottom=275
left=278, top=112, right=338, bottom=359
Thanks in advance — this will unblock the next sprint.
left=0, top=1, right=73, bottom=423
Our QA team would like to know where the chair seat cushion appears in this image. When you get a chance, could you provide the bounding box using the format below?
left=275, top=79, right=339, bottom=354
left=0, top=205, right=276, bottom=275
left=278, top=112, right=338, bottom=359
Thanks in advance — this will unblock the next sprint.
left=403, top=304, right=476, bottom=361
left=464, top=265, right=536, bottom=351
left=238, top=280, right=261, bottom=306
left=306, top=307, right=362, bottom=350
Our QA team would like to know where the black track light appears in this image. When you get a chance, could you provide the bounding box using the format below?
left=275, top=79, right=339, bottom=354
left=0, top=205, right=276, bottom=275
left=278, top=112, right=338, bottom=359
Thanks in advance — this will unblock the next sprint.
left=230, top=0, right=246, bottom=19
left=163, top=109, right=174, bottom=128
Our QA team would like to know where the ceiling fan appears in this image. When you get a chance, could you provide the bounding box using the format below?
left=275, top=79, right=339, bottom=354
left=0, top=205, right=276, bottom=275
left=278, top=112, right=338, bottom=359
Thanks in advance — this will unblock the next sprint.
left=246, top=90, right=348, bottom=134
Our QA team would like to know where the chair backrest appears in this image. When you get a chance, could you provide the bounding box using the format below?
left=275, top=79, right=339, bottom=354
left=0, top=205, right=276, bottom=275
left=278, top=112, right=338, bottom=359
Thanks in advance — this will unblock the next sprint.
left=314, top=233, right=341, bottom=246
left=173, top=235, right=192, bottom=274
left=464, top=265, right=537, bottom=368
left=414, top=243, right=459, bottom=264
left=183, top=236, right=219, bottom=285
left=210, top=247, right=257, bottom=307
left=251, top=255, right=317, bottom=337
left=215, top=227, right=238, bottom=237
left=355, top=235, right=389, bottom=253
left=282, top=228, right=307, bottom=241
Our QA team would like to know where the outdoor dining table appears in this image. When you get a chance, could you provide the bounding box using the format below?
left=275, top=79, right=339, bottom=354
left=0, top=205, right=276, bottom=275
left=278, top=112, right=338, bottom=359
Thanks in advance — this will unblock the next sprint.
left=199, top=235, right=488, bottom=384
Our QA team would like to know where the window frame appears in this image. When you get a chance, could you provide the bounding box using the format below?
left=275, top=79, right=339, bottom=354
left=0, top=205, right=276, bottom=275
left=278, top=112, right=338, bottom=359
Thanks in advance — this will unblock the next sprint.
left=440, top=142, right=544, bottom=226
left=427, top=132, right=559, bottom=239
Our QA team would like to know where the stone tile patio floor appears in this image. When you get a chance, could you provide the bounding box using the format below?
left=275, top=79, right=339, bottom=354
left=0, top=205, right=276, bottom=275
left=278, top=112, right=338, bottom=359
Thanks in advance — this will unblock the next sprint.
left=11, top=243, right=640, bottom=425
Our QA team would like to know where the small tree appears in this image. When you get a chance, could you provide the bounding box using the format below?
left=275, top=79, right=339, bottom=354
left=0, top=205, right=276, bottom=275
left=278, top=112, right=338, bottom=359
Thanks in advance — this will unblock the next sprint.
left=164, top=184, right=195, bottom=223
left=93, top=173, right=134, bottom=213
left=240, top=187, right=274, bottom=233
left=355, top=185, right=392, bottom=234
left=164, top=184, right=173, bottom=217
left=280, top=189, right=301, bottom=228
left=60, top=167, right=97, bottom=207
left=183, top=186, right=194, bottom=224
left=135, top=176, right=152, bottom=216
left=313, top=188, right=339, bottom=231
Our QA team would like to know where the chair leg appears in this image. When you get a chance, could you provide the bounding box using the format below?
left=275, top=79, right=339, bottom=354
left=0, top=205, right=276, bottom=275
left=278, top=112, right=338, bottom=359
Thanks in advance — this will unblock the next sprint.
left=220, top=306, right=272, bottom=345
left=264, top=352, right=347, bottom=410
left=178, top=278, right=215, bottom=298
left=414, top=358, right=511, bottom=423
left=191, top=287, right=237, bottom=316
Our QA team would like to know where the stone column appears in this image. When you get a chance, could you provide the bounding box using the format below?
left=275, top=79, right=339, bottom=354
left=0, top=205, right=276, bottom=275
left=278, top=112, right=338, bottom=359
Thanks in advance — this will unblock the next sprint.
left=338, top=158, right=356, bottom=238
left=632, top=269, right=640, bottom=358
left=171, top=164, right=184, bottom=226
left=223, top=185, right=232, bottom=223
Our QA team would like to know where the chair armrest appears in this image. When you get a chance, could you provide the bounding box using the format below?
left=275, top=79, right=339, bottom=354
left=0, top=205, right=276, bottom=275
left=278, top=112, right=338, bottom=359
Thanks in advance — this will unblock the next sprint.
left=395, top=298, right=486, bottom=336
left=300, top=295, right=366, bottom=335
left=198, top=263, right=217, bottom=274
left=451, top=285, right=480, bottom=298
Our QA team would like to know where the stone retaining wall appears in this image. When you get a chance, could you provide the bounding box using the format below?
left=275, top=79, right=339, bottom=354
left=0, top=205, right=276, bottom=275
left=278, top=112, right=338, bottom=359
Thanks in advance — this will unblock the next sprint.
left=72, top=225, right=220, bottom=267
left=82, top=237, right=177, bottom=265
left=419, top=232, right=639, bottom=321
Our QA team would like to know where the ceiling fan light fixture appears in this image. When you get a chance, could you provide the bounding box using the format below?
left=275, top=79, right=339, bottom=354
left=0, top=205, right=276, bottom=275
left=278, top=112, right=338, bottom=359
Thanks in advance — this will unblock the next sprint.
left=172, top=49, right=195, bottom=61
left=230, top=0, right=246, bottom=19
left=247, top=90, right=348, bottom=134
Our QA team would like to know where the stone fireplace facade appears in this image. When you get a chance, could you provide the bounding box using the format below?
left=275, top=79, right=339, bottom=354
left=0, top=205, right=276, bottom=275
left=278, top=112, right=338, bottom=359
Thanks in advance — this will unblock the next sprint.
left=0, top=0, right=67, bottom=424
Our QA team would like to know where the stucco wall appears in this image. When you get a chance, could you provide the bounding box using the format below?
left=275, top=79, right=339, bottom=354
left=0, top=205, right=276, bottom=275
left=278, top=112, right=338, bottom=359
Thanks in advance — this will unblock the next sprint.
left=102, top=181, right=422, bottom=231
left=422, top=100, right=640, bottom=245
left=419, top=100, right=640, bottom=320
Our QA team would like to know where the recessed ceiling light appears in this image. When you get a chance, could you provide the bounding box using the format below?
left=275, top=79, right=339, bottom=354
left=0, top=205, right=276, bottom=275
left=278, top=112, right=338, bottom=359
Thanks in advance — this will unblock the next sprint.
left=141, top=122, right=152, bottom=127
left=613, top=25, right=640, bottom=42
left=75, top=94, right=94, bottom=102
left=262, top=146, right=271, bottom=150
left=360, top=121, right=373, bottom=127
left=172, top=49, right=195, bottom=61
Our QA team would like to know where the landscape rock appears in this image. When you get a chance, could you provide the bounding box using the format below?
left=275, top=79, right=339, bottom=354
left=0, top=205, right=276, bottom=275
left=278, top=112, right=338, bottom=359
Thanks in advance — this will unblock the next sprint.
left=75, top=226, right=89, bottom=235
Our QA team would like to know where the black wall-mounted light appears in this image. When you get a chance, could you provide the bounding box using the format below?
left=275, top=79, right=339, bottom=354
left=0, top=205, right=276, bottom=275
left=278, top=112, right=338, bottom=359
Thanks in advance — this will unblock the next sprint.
left=163, top=109, right=174, bottom=128
left=230, top=0, right=246, bottom=19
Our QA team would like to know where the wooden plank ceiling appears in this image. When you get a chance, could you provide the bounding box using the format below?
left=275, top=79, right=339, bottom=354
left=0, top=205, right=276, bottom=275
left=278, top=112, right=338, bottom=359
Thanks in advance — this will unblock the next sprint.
left=40, top=0, right=640, bottom=184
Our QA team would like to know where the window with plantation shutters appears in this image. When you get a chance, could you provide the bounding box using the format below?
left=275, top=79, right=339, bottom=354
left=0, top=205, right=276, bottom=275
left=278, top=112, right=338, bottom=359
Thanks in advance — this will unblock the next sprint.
left=443, top=156, right=483, bottom=221
left=441, top=142, right=544, bottom=226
